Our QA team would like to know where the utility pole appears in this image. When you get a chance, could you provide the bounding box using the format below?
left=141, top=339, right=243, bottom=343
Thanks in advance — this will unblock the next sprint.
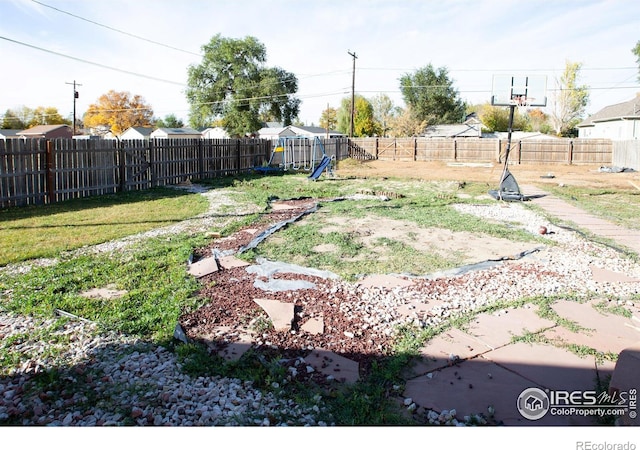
left=65, top=80, right=82, bottom=135
left=347, top=50, right=357, bottom=138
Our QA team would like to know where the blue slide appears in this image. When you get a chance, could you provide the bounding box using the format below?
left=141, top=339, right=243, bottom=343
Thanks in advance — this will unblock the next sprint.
left=308, top=155, right=331, bottom=180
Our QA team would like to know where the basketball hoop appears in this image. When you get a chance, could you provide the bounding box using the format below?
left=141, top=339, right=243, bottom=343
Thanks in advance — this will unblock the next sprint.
left=512, top=95, right=533, bottom=114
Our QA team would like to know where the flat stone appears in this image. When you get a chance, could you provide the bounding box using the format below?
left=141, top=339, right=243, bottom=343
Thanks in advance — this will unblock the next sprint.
left=465, top=305, right=555, bottom=350
left=482, top=342, right=601, bottom=392
left=218, top=331, right=254, bottom=362
left=300, top=316, right=324, bottom=335
left=356, top=274, right=414, bottom=289
left=407, top=328, right=491, bottom=377
left=218, top=255, right=250, bottom=270
left=187, top=256, right=219, bottom=278
left=304, top=348, right=359, bottom=383
left=543, top=300, right=640, bottom=354
left=609, top=342, right=640, bottom=425
left=589, top=265, right=640, bottom=283
left=403, top=358, right=582, bottom=425
left=80, top=285, right=127, bottom=300
left=253, top=298, right=294, bottom=331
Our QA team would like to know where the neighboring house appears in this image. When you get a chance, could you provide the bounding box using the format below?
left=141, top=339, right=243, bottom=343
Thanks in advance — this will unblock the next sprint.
left=288, top=125, right=345, bottom=139
left=484, top=131, right=560, bottom=140
left=577, top=95, right=640, bottom=140
left=120, top=127, right=154, bottom=140
left=422, top=115, right=482, bottom=138
left=17, top=124, right=72, bottom=139
left=257, top=125, right=297, bottom=141
left=201, top=127, right=230, bottom=139
left=257, top=124, right=345, bottom=141
left=150, top=127, right=202, bottom=139
left=0, top=129, right=22, bottom=140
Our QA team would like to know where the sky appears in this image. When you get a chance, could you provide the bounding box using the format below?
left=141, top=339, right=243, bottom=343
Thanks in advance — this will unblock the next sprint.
left=1, top=0, right=639, bottom=129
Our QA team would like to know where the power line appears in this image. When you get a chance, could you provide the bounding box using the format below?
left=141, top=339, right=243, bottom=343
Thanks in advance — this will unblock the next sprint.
left=31, top=0, right=202, bottom=57
left=0, top=35, right=186, bottom=86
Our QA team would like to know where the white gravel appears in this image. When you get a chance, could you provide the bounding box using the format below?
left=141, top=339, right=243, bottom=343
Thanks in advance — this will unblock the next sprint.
left=1, top=190, right=639, bottom=426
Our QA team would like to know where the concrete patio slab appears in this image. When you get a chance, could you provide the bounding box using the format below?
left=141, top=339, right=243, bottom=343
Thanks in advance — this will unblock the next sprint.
left=546, top=300, right=640, bottom=354
left=590, top=265, right=640, bottom=283
left=406, top=328, right=491, bottom=377
left=304, top=348, right=359, bottom=383
left=404, top=357, right=588, bottom=425
left=482, top=342, right=601, bottom=392
left=464, top=305, right=555, bottom=350
left=608, top=342, right=640, bottom=425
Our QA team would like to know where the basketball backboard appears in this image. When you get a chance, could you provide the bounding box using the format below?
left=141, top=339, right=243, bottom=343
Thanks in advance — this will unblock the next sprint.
left=491, top=75, right=547, bottom=107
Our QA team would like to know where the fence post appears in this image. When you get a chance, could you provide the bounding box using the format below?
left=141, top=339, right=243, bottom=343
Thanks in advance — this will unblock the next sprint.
left=414, top=138, right=417, bottom=161
left=453, top=139, right=458, bottom=162
left=148, top=138, right=155, bottom=188
left=118, top=140, right=126, bottom=192
left=568, top=139, right=574, bottom=165
left=198, top=138, right=205, bottom=180
left=236, top=139, right=241, bottom=174
left=45, top=139, right=55, bottom=204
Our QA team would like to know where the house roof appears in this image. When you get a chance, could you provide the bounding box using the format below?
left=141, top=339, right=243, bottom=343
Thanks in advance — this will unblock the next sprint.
left=153, top=127, right=201, bottom=135
left=578, top=95, right=640, bottom=127
left=0, top=129, right=22, bottom=137
left=288, top=125, right=345, bottom=136
left=18, top=124, right=71, bottom=136
left=422, top=123, right=481, bottom=138
left=125, top=126, right=154, bottom=136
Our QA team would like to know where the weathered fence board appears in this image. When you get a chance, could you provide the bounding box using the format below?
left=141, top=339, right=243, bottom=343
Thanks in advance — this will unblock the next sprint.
left=1, top=138, right=272, bottom=208
left=0, top=139, right=47, bottom=207
left=612, top=140, right=640, bottom=170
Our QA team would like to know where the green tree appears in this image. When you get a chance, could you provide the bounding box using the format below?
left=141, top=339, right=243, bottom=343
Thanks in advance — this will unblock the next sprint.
left=336, top=95, right=380, bottom=137
left=370, top=93, right=396, bottom=137
left=633, top=40, right=640, bottom=81
left=155, top=114, right=184, bottom=128
left=550, top=60, right=589, bottom=136
left=2, top=109, right=26, bottom=129
left=479, top=103, right=530, bottom=132
left=83, top=90, right=154, bottom=135
left=319, top=106, right=338, bottom=132
left=399, top=64, right=466, bottom=126
left=186, top=34, right=299, bottom=136
left=388, top=106, right=426, bottom=137
left=29, top=106, right=70, bottom=127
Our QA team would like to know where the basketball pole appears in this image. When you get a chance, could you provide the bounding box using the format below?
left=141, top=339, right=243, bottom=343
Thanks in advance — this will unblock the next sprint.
left=497, top=103, right=516, bottom=201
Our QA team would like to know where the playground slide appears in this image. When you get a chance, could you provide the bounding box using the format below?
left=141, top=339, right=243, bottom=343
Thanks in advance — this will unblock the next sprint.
left=308, top=155, right=331, bottom=180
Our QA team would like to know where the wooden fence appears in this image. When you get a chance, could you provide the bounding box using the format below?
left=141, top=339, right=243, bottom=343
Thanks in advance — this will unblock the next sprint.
left=0, top=138, right=271, bottom=208
left=2, top=136, right=632, bottom=209
left=612, top=140, right=640, bottom=170
left=349, top=137, right=614, bottom=165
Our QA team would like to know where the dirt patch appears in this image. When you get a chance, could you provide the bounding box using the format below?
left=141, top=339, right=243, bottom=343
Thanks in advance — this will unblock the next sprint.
left=313, top=215, right=534, bottom=265
left=335, top=160, right=640, bottom=191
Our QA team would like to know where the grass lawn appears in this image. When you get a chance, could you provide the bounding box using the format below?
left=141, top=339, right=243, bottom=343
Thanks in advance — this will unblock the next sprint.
left=0, top=187, right=209, bottom=266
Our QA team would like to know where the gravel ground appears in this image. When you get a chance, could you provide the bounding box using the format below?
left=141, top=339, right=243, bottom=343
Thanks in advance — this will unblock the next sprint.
left=1, top=185, right=639, bottom=426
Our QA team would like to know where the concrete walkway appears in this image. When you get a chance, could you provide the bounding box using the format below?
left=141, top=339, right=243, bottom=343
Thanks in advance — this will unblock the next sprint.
left=524, top=184, right=640, bottom=256
left=402, top=186, right=640, bottom=426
